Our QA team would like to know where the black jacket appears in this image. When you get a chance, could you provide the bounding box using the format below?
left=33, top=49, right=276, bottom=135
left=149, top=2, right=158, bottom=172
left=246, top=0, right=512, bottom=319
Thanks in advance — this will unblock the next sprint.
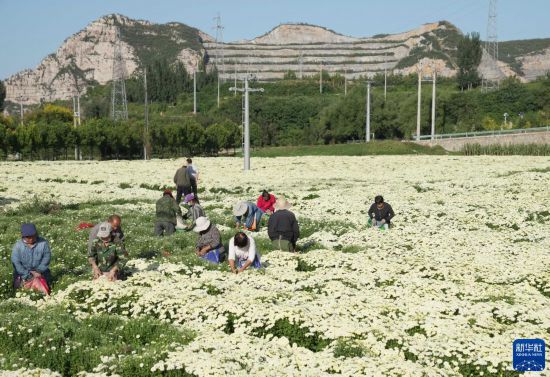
left=368, top=203, right=395, bottom=223
left=268, top=209, right=300, bottom=245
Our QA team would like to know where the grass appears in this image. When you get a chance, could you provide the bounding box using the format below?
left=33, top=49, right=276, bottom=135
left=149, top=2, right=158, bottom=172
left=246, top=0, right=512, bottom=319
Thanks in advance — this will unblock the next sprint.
left=0, top=302, right=195, bottom=377
left=250, top=140, right=450, bottom=157
left=462, top=143, right=550, bottom=156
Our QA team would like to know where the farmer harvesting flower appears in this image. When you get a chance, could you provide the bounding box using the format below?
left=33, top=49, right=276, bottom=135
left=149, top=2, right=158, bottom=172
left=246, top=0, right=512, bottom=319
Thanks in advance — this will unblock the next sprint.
left=268, top=197, right=300, bottom=252
left=88, top=222, right=127, bottom=281
left=194, top=217, right=225, bottom=264
left=87, top=214, right=125, bottom=255
left=11, top=223, right=52, bottom=295
left=155, top=189, right=183, bottom=236
left=257, top=190, right=276, bottom=216
left=233, top=201, right=263, bottom=231
left=228, top=232, right=261, bottom=273
left=368, top=195, right=395, bottom=230
left=173, top=162, right=194, bottom=205
left=182, top=193, right=205, bottom=231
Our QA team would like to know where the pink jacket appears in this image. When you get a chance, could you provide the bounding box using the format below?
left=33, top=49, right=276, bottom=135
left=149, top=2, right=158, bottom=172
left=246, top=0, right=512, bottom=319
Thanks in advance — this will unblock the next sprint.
left=257, top=194, right=276, bottom=212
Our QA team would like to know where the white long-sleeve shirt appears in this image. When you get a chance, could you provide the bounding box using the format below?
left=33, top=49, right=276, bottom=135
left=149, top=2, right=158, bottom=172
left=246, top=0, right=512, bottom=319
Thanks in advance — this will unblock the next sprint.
left=228, top=236, right=256, bottom=263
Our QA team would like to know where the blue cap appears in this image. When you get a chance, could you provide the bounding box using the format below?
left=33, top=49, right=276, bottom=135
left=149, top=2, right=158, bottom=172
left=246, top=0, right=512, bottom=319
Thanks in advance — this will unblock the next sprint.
left=21, top=223, right=37, bottom=237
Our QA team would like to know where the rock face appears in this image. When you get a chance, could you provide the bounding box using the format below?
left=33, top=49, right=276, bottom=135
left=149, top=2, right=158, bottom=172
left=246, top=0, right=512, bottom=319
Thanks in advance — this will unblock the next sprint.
left=5, top=14, right=204, bottom=105
left=4, top=15, right=549, bottom=105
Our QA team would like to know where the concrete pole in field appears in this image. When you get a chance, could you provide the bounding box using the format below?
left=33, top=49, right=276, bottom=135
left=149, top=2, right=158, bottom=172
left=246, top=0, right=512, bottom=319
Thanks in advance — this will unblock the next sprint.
left=344, top=67, right=348, bottom=96
left=230, top=77, right=264, bottom=171
left=320, top=62, right=323, bottom=94
left=366, top=81, right=371, bottom=142
left=384, top=52, right=388, bottom=101
left=193, top=67, right=203, bottom=114
left=431, top=62, right=436, bottom=140
left=193, top=70, right=197, bottom=114
left=416, top=62, right=423, bottom=141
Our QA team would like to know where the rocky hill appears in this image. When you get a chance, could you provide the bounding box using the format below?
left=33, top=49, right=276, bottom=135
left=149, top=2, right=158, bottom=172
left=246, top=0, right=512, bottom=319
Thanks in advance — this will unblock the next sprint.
left=4, top=14, right=550, bottom=105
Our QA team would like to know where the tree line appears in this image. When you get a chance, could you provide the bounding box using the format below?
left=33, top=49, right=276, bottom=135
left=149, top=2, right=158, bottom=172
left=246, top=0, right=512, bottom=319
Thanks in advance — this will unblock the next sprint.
left=0, top=105, right=240, bottom=160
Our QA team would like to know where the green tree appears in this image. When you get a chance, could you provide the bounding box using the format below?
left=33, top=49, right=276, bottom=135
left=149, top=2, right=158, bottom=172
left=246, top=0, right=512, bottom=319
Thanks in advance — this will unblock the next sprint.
left=456, top=32, right=482, bottom=90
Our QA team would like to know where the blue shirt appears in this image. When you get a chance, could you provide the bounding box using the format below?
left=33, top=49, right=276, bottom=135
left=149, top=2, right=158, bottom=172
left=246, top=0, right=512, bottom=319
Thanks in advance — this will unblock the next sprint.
left=11, top=237, right=51, bottom=280
left=235, top=202, right=260, bottom=228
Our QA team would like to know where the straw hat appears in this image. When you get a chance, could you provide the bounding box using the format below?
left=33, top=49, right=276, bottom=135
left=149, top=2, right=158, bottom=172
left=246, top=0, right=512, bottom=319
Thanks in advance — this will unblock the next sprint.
left=193, top=216, right=211, bottom=233
left=233, top=201, right=248, bottom=216
left=274, top=196, right=292, bottom=211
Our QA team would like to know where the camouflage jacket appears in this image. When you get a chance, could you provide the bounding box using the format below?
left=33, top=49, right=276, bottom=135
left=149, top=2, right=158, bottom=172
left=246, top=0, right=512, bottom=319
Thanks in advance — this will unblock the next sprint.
left=156, top=195, right=183, bottom=224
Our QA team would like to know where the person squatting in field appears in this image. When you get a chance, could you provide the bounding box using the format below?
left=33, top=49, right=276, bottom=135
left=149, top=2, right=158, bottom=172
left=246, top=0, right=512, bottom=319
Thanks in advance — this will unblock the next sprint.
left=11, top=223, right=52, bottom=295
left=88, top=222, right=128, bottom=281
left=368, top=195, right=395, bottom=230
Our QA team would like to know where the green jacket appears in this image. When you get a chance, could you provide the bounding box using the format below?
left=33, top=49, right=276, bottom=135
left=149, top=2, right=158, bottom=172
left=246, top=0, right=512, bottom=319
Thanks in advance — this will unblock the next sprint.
left=88, top=239, right=127, bottom=273
left=156, top=195, right=182, bottom=224
left=173, top=167, right=192, bottom=187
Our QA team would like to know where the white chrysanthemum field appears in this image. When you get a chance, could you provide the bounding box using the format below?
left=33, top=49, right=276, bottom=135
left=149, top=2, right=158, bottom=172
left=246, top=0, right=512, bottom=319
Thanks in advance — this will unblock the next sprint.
left=0, top=156, right=549, bottom=377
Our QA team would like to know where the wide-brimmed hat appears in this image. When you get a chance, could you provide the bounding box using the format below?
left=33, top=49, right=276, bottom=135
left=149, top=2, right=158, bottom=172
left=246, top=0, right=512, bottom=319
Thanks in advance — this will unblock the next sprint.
left=183, top=193, right=195, bottom=203
left=233, top=201, right=248, bottom=216
left=193, top=216, right=211, bottom=233
left=97, top=221, right=112, bottom=238
left=274, top=197, right=292, bottom=211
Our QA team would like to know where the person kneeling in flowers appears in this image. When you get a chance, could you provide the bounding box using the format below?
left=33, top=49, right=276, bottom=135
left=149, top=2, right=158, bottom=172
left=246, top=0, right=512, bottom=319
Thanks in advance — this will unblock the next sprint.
left=368, top=195, right=395, bottom=230
left=155, top=189, right=183, bottom=236
left=182, top=193, right=205, bottom=230
left=194, top=216, right=225, bottom=263
left=88, top=222, right=128, bottom=281
left=233, top=200, right=263, bottom=231
left=11, top=223, right=52, bottom=295
left=228, top=232, right=261, bottom=273
left=87, top=214, right=125, bottom=256
left=257, top=190, right=276, bottom=216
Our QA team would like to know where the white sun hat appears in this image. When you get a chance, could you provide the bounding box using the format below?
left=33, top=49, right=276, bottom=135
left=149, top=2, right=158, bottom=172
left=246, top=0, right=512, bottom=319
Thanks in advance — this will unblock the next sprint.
left=97, top=222, right=112, bottom=238
left=193, top=216, right=211, bottom=233
left=233, top=201, right=248, bottom=216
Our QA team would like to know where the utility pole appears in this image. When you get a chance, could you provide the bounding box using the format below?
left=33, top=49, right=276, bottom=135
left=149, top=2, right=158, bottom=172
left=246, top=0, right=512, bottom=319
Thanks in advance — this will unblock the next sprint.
left=73, top=79, right=82, bottom=160
left=416, top=62, right=423, bottom=141
left=229, top=77, right=264, bottom=171
left=299, top=51, right=303, bottom=79
left=431, top=62, right=437, bottom=140
left=18, top=94, right=24, bottom=124
left=344, top=66, right=348, bottom=96
left=144, top=68, right=149, bottom=160
left=234, top=62, right=237, bottom=97
left=320, top=62, right=323, bottom=94
left=193, top=67, right=203, bottom=114
left=384, top=52, right=388, bottom=101
left=366, top=81, right=371, bottom=142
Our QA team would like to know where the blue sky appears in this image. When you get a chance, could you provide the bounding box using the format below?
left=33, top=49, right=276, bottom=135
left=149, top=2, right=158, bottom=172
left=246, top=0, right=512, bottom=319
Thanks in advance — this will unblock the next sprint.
left=1, top=0, right=549, bottom=79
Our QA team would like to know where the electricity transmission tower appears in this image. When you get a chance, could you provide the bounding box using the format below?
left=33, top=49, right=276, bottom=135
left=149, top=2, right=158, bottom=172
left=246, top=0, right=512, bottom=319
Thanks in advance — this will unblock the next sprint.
left=483, top=0, right=499, bottom=91
left=111, top=28, right=128, bottom=120
left=213, top=13, right=225, bottom=108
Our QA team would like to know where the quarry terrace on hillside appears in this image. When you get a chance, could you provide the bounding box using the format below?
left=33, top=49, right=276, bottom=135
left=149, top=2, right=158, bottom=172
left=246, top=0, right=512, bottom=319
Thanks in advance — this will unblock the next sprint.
left=4, top=13, right=550, bottom=105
